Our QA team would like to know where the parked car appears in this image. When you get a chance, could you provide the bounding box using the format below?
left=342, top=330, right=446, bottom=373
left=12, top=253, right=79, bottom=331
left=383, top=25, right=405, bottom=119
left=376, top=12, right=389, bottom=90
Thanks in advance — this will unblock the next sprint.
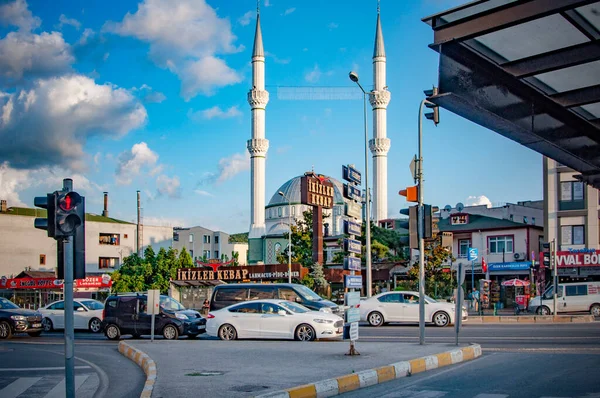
left=40, top=299, right=105, bottom=333
left=0, top=297, right=43, bottom=339
left=101, top=293, right=206, bottom=340
left=528, top=281, right=600, bottom=316
left=209, top=283, right=341, bottom=316
left=206, top=299, right=344, bottom=341
left=358, top=291, right=468, bottom=327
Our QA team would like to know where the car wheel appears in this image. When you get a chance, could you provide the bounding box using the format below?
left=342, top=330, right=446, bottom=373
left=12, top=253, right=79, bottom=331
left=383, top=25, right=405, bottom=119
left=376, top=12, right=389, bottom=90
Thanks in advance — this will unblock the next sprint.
left=433, top=311, right=450, bottom=327
left=0, top=321, right=12, bottom=339
left=538, top=306, right=551, bottom=316
left=28, top=331, right=42, bottom=337
left=163, top=324, right=179, bottom=340
left=590, top=304, right=600, bottom=317
left=295, top=324, right=316, bottom=341
left=368, top=311, right=384, bottom=327
left=105, top=324, right=121, bottom=340
left=42, top=318, right=53, bottom=332
left=218, top=324, right=237, bottom=341
left=89, top=318, right=102, bottom=333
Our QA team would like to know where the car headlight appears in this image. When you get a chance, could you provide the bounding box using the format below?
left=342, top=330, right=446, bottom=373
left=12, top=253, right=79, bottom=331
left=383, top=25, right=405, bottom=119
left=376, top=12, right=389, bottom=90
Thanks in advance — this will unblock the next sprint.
left=176, top=313, right=189, bottom=320
left=313, top=318, right=334, bottom=324
left=11, top=315, right=26, bottom=321
left=319, top=308, right=333, bottom=313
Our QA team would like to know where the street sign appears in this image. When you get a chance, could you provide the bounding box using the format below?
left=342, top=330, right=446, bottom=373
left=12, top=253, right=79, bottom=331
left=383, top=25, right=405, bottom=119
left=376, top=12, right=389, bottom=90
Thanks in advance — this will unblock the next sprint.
left=344, top=274, right=363, bottom=289
left=343, top=183, right=362, bottom=202
left=342, top=165, right=361, bottom=185
left=345, top=202, right=362, bottom=219
left=409, top=155, right=418, bottom=182
left=147, top=289, right=160, bottom=343
left=344, top=291, right=360, bottom=306
left=349, top=321, right=359, bottom=341
left=345, top=308, right=360, bottom=323
left=468, top=248, right=478, bottom=261
left=344, top=220, right=361, bottom=236
left=344, top=238, right=361, bottom=255
left=343, top=256, right=361, bottom=271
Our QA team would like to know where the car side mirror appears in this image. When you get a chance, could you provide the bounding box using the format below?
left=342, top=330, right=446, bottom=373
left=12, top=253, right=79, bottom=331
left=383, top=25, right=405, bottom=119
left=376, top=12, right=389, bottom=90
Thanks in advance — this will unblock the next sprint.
left=295, top=297, right=302, bottom=303
left=76, top=307, right=85, bottom=312
left=277, top=310, right=286, bottom=316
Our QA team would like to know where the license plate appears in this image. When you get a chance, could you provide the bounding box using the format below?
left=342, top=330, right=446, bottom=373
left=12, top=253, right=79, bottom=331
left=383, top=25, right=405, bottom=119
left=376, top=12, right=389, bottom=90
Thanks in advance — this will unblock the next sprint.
left=32, top=323, right=41, bottom=328
left=198, top=325, right=206, bottom=330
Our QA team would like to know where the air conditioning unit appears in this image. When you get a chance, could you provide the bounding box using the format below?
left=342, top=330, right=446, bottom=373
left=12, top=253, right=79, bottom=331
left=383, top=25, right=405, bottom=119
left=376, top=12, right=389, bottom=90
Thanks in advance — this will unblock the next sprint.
left=513, top=252, right=526, bottom=260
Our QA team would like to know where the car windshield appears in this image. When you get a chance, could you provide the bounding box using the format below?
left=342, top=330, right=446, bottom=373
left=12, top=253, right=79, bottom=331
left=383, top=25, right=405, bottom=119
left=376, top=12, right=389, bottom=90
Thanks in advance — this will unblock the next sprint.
left=160, top=296, right=186, bottom=311
left=81, top=300, right=103, bottom=310
left=0, top=298, right=19, bottom=309
left=295, top=285, right=322, bottom=301
left=425, top=295, right=437, bottom=303
left=279, top=301, right=311, bottom=313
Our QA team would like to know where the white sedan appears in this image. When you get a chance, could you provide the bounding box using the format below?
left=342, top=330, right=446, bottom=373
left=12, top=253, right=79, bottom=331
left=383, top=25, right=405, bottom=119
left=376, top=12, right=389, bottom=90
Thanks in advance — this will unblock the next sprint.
left=359, top=291, right=467, bottom=327
left=206, top=299, right=344, bottom=341
left=40, top=299, right=104, bottom=333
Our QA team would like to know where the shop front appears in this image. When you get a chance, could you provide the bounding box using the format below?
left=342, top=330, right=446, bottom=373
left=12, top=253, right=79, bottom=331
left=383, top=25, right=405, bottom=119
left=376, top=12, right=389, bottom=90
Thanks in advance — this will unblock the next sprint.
left=487, top=261, right=533, bottom=309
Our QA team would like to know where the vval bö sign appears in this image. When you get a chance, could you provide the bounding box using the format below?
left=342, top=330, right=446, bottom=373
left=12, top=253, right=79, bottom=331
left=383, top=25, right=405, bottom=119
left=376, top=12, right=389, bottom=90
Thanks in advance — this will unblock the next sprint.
left=556, top=250, right=600, bottom=267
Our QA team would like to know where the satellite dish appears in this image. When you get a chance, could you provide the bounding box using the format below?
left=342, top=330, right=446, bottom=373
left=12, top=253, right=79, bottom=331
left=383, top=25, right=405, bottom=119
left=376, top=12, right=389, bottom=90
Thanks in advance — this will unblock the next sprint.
left=444, top=205, right=452, bottom=212
left=456, top=202, right=464, bottom=212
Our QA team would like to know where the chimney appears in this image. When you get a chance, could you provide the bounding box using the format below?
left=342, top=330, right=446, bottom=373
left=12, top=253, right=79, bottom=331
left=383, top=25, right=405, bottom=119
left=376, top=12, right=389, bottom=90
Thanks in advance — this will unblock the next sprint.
left=102, top=192, right=108, bottom=217
left=0, top=200, right=6, bottom=213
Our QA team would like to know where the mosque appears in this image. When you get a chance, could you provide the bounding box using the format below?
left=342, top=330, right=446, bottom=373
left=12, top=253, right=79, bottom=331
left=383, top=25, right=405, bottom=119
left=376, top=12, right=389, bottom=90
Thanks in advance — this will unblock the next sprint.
left=246, top=4, right=391, bottom=265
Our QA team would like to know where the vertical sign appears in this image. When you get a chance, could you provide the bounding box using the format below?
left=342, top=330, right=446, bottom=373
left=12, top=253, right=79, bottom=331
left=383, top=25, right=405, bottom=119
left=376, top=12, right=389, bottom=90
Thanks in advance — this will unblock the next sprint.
left=147, top=289, right=160, bottom=342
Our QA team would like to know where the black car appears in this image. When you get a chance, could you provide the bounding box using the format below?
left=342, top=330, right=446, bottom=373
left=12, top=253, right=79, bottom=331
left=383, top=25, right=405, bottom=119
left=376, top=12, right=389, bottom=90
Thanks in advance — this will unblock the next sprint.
left=0, top=297, right=43, bottom=339
left=101, top=293, right=206, bottom=340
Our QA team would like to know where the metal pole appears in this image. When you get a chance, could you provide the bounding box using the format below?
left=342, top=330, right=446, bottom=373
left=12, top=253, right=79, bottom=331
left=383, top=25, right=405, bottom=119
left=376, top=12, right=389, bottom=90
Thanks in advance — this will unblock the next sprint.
left=455, top=263, right=463, bottom=346
left=418, top=99, right=426, bottom=345
left=552, top=239, right=557, bottom=315
left=363, top=91, right=372, bottom=298
left=62, top=179, right=75, bottom=398
left=288, top=200, right=292, bottom=283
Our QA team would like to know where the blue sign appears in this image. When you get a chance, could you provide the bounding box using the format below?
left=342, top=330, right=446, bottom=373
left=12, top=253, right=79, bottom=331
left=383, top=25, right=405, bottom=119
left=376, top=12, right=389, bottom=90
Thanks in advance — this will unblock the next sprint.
left=488, top=262, right=532, bottom=271
left=344, top=238, right=362, bottom=255
left=344, top=220, right=361, bottom=236
left=342, top=165, right=361, bottom=185
left=344, top=256, right=361, bottom=271
left=468, top=248, right=478, bottom=261
left=344, top=183, right=362, bottom=202
left=344, top=275, right=363, bottom=289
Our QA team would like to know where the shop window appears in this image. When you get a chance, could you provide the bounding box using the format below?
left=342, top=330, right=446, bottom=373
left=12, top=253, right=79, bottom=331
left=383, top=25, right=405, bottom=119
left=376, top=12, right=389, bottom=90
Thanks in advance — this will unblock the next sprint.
left=561, top=225, right=585, bottom=245
left=39, top=254, right=46, bottom=265
left=488, top=236, right=513, bottom=254
left=99, top=257, right=119, bottom=269
left=458, top=239, right=471, bottom=258
left=99, top=233, right=120, bottom=246
left=559, top=181, right=585, bottom=210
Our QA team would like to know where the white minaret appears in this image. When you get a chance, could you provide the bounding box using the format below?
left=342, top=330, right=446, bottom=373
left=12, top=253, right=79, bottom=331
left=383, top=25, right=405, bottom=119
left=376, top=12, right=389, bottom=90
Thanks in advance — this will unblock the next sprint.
left=247, top=9, right=269, bottom=256
left=369, top=4, right=391, bottom=223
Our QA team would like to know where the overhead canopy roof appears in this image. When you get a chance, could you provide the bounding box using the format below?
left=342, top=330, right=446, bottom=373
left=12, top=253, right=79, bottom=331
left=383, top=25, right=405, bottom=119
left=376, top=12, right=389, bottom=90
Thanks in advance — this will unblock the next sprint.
left=423, top=0, right=600, bottom=187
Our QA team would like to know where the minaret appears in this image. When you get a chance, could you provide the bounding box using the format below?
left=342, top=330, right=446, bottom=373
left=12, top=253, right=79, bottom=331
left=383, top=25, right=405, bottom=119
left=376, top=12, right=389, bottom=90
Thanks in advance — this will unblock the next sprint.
left=369, top=2, right=391, bottom=223
left=247, top=7, right=269, bottom=263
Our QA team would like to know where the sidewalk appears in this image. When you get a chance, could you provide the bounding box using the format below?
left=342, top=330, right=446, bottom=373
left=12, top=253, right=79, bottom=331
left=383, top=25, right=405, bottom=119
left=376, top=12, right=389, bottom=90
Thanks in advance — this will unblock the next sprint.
left=119, top=339, right=481, bottom=398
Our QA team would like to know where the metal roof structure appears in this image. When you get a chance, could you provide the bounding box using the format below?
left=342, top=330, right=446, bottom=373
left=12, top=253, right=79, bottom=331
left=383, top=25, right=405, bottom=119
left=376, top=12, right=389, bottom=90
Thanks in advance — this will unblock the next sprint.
left=422, top=0, right=600, bottom=187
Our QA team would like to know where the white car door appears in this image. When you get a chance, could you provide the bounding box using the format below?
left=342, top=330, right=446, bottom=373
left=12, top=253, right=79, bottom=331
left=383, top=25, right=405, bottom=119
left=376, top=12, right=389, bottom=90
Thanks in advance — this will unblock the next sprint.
left=51, top=301, right=65, bottom=329
left=401, top=293, right=420, bottom=322
left=373, top=293, right=404, bottom=322
left=73, top=301, right=88, bottom=329
left=259, top=303, right=292, bottom=339
left=229, top=302, right=262, bottom=338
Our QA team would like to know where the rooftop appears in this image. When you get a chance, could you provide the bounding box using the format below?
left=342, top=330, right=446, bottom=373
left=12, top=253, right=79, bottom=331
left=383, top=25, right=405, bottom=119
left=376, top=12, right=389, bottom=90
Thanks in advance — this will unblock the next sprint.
left=0, top=207, right=132, bottom=224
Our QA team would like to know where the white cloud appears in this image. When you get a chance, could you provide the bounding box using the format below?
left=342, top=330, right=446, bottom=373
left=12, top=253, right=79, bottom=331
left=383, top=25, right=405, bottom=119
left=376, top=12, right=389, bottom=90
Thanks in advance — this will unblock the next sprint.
left=58, top=14, right=81, bottom=30
left=200, top=152, right=250, bottom=185
left=0, top=161, right=29, bottom=206
left=0, top=0, right=40, bottom=31
left=77, top=28, right=95, bottom=46
left=133, top=84, right=166, bottom=103
left=190, top=105, right=242, bottom=120
left=156, top=174, right=181, bottom=198
left=276, top=145, right=291, bottom=154
left=265, top=51, right=290, bottom=65
left=143, top=215, right=187, bottom=227
left=465, top=195, right=492, bottom=208
left=104, top=0, right=243, bottom=100
left=0, top=75, right=147, bottom=170
left=282, top=8, right=296, bottom=16
left=264, top=0, right=271, bottom=6
left=194, top=189, right=214, bottom=197
left=328, top=22, right=338, bottom=29
left=238, top=10, right=253, bottom=26
left=0, top=31, right=74, bottom=84
left=305, top=64, right=321, bottom=83
left=115, top=142, right=159, bottom=185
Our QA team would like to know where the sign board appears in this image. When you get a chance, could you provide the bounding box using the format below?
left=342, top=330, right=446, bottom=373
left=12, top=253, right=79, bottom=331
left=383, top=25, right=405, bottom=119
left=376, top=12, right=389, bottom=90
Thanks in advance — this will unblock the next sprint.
left=345, top=308, right=360, bottom=323
left=345, top=202, right=362, bottom=219
left=556, top=250, right=600, bottom=267
left=409, top=155, right=418, bottom=182
left=344, top=220, right=361, bottom=236
left=487, top=262, right=532, bottom=271
left=344, top=238, right=362, bottom=255
left=349, top=321, right=359, bottom=341
left=344, top=256, right=361, bottom=271
left=147, top=289, right=160, bottom=315
left=468, top=248, right=478, bottom=261
left=344, top=291, right=360, bottom=307
left=300, top=175, right=334, bottom=209
left=342, top=165, right=361, bottom=185
left=343, top=183, right=362, bottom=202
left=344, top=274, right=363, bottom=289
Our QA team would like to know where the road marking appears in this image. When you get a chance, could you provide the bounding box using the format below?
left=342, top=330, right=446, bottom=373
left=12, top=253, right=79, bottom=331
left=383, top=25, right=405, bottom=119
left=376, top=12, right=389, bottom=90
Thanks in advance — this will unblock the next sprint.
left=483, top=347, right=600, bottom=354
left=0, top=366, right=91, bottom=372
left=379, top=390, right=447, bottom=397
left=0, top=377, right=41, bottom=398
left=473, top=394, right=509, bottom=398
left=44, top=375, right=89, bottom=398
left=360, top=336, right=600, bottom=340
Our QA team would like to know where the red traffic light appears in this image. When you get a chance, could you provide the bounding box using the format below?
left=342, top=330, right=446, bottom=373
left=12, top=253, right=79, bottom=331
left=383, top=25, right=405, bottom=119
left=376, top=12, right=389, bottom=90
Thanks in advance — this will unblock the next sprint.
left=58, top=192, right=81, bottom=211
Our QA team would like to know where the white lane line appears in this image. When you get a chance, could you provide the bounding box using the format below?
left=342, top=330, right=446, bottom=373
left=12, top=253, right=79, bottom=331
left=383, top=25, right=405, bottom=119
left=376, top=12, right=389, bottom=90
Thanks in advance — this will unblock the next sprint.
left=44, top=375, right=90, bottom=398
left=0, top=366, right=91, bottom=372
left=473, top=394, right=509, bottom=398
left=379, top=390, right=448, bottom=398
left=0, top=377, right=41, bottom=398
left=361, top=336, right=600, bottom=340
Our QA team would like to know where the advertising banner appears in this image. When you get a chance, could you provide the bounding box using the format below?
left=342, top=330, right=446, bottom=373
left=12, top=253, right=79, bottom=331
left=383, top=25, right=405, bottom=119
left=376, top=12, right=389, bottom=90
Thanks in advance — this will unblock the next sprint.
left=556, top=250, right=600, bottom=268
left=0, top=275, right=112, bottom=290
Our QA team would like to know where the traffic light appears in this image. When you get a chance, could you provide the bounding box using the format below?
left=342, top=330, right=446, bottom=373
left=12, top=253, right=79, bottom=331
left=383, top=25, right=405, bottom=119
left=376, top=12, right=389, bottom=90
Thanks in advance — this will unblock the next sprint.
left=424, top=87, right=440, bottom=126
left=399, top=205, right=417, bottom=249
left=423, top=204, right=439, bottom=239
left=542, top=242, right=552, bottom=269
left=56, top=193, right=86, bottom=279
left=34, top=193, right=57, bottom=238
left=399, top=186, right=418, bottom=203
left=54, top=191, right=83, bottom=238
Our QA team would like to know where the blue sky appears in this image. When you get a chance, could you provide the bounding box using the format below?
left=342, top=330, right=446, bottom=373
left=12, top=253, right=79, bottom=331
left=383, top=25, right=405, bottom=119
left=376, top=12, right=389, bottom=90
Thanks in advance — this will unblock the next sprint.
left=0, top=0, right=542, bottom=233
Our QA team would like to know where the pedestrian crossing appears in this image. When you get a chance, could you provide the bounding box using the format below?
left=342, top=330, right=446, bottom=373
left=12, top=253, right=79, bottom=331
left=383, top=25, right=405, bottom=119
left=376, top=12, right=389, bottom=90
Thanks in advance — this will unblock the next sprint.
left=375, top=390, right=600, bottom=398
left=0, top=374, right=95, bottom=398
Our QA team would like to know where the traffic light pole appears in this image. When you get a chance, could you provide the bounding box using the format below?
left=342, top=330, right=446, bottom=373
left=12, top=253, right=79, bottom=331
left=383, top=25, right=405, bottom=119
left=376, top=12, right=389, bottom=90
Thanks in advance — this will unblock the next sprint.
left=552, top=239, right=557, bottom=316
left=418, top=99, right=427, bottom=345
left=62, top=179, right=75, bottom=398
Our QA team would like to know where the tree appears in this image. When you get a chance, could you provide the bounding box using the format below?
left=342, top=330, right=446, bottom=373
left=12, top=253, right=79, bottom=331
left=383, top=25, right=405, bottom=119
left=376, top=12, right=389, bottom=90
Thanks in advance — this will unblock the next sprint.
left=406, top=241, right=455, bottom=298
left=276, top=209, right=319, bottom=269
left=179, top=247, right=193, bottom=268
left=311, top=263, right=327, bottom=289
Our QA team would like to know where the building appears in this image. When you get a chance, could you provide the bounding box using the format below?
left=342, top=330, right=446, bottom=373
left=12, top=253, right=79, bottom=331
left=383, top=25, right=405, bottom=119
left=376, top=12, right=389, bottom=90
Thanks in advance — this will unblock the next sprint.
left=171, top=227, right=248, bottom=266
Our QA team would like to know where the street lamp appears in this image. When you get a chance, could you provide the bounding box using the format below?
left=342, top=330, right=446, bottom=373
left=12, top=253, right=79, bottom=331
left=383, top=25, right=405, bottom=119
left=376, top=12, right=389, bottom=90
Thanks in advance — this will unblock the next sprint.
left=278, top=191, right=293, bottom=283
left=348, top=71, right=373, bottom=298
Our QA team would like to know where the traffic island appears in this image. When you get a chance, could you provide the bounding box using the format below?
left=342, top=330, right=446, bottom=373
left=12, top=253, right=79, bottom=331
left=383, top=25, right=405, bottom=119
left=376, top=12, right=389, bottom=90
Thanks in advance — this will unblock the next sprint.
left=118, top=341, right=157, bottom=398
left=466, top=315, right=595, bottom=323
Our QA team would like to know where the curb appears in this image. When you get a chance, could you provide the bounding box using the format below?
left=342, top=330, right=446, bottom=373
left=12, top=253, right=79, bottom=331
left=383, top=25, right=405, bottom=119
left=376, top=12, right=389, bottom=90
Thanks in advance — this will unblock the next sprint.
left=118, top=342, right=157, bottom=398
left=255, top=344, right=482, bottom=398
left=467, top=315, right=594, bottom=323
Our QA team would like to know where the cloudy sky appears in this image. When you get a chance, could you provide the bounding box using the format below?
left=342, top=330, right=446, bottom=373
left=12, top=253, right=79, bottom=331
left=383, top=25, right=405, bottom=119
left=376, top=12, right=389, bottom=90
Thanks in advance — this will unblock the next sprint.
left=0, top=0, right=542, bottom=233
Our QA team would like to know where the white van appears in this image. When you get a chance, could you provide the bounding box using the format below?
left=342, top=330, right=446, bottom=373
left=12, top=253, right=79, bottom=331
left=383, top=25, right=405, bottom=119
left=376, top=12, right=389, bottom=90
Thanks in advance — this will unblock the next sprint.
left=528, top=281, right=600, bottom=316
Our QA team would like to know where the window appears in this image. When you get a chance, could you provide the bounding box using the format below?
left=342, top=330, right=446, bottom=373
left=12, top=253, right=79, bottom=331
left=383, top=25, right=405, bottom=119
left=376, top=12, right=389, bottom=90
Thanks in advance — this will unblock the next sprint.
left=261, top=303, right=284, bottom=314
left=559, top=181, right=585, bottom=210
left=561, top=225, right=585, bottom=245
left=49, top=301, right=64, bottom=310
left=292, top=206, right=296, bottom=216
left=215, top=288, right=248, bottom=302
left=489, top=236, right=513, bottom=254
left=250, top=287, right=276, bottom=300
left=215, top=250, right=219, bottom=259
left=523, top=216, right=528, bottom=224
left=124, top=234, right=128, bottom=239
left=509, top=214, right=514, bottom=221
left=99, top=233, right=120, bottom=246
left=39, top=254, right=46, bottom=265
left=402, top=294, right=419, bottom=304
left=173, top=232, right=179, bottom=242
left=278, top=207, right=282, bottom=217
left=215, top=236, right=219, bottom=244
left=279, top=288, right=300, bottom=301
left=377, top=293, right=403, bottom=303
left=229, top=302, right=260, bottom=313
left=532, top=217, right=536, bottom=225
left=99, top=257, right=119, bottom=269
left=189, top=235, right=194, bottom=243
left=203, top=250, right=210, bottom=258
left=203, top=235, right=210, bottom=244
left=459, top=240, right=471, bottom=258
left=565, top=285, right=587, bottom=296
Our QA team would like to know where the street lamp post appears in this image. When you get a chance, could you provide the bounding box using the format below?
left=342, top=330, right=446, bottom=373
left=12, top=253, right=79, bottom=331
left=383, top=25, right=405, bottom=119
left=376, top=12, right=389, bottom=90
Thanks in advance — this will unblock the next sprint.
left=349, top=71, right=373, bottom=298
left=278, top=191, right=293, bottom=283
